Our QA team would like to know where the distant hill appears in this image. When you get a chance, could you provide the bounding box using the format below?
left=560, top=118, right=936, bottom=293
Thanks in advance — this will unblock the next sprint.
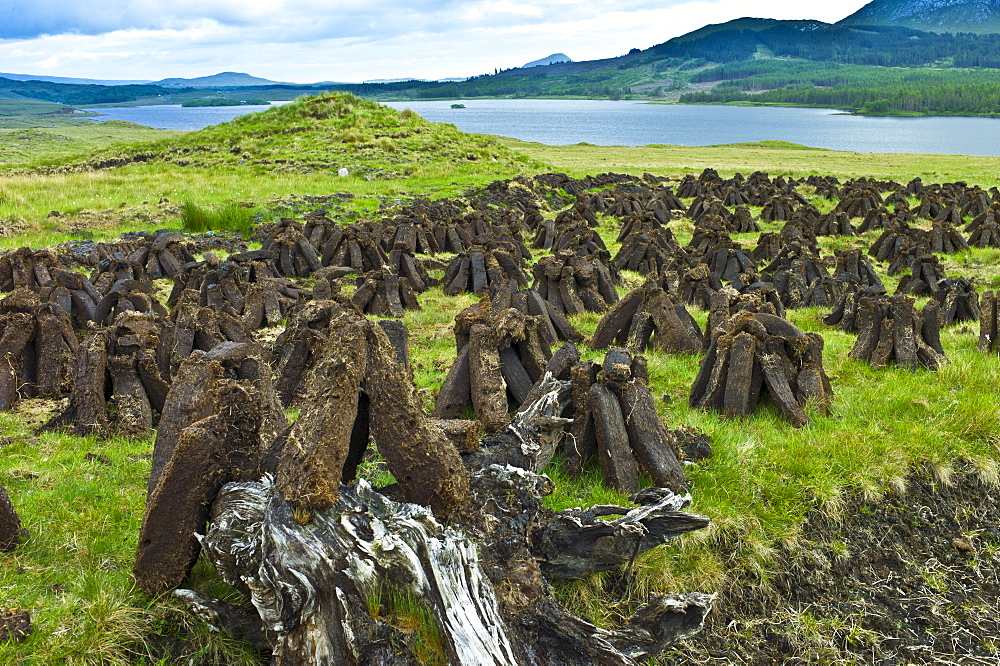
left=838, top=0, right=1000, bottom=33
left=0, top=72, right=153, bottom=86
left=154, top=72, right=286, bottom=88
left=523, top=53, right=573, bottom=68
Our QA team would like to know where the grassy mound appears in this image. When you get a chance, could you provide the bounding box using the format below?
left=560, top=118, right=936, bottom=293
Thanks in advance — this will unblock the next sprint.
left=76, top=92, right=529, bottom=178
left=0, top=93, right=541, bottom=249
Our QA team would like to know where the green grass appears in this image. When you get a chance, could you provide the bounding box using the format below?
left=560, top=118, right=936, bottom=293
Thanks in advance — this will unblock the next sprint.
left=500, top=138, right=1000, bottom=185
left=0, top=409, right=260, bottom=663
left=0, top=98, right=76, bottom=117
left=1, top=90, right=999, bottom=661
left=0, top=120, right=177, bottom=168
left=0, top=92, right=543, bottom=249
left=179, top=201, right=257, bottom=235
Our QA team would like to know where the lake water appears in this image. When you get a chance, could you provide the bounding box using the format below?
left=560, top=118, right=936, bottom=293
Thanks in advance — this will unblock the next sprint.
left=86, top=99, right=1000, bottom=156
left=82, top=102, right=289, bottom=131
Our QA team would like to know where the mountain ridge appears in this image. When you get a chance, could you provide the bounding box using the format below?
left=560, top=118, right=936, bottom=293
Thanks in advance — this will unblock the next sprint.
left=153, top=72, right=287, bottom=88
left=838, top=0, right=1000, bottom=33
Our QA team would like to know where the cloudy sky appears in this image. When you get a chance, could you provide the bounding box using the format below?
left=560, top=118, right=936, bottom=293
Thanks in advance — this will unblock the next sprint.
left=0, top=0, right=872, bottom=83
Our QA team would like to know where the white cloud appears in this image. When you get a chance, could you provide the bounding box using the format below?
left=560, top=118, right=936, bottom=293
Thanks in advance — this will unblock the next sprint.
left=0, top=0, right=874, bottom=81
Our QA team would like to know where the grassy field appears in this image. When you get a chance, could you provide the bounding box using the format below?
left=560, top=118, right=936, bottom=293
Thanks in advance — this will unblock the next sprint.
left=501, top=138, right=1000, bottom=184
left=0, top=94, right=998, bottom=662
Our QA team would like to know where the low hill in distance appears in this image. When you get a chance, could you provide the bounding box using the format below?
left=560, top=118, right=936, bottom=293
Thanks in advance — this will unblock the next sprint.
left=838, top=0, right=1000, bottom=33
left=0, top=72, right=154, bottom=86
left=154, top=71, right=287, bottom=88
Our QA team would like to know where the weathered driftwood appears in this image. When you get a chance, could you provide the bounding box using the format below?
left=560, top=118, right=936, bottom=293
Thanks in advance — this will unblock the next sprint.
left=979, top=291, right=999, bottom=353
left=690, top=311, right=833, bottom=427
left=43, top=311, right=170, bottom=437
left=849, top=294, right=947, bottom=370
left=177, top=382, right=712, bottom=664
left=590, top=280, right=702, bottom=354
left=134, top=341, right=287, bottom=595
left=533, top=487, right=710, bottom=579
left=0, top=288, right=77, bottom=410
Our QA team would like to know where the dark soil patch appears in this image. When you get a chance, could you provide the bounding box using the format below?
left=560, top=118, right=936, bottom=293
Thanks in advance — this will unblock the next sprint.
left=667, top=462, right=1000, bottom=664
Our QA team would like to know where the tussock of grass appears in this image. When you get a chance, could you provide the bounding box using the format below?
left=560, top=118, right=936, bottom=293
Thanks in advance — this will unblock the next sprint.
left=179, top=200, right=256, bottom=236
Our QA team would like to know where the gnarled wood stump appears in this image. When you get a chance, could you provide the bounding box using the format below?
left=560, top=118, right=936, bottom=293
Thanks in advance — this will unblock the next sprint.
left=175, top=382, right=712, bottom=664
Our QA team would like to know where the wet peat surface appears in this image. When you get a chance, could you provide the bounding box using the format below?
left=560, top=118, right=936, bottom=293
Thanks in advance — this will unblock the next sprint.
left=668, top=463, right=1000, bottom=664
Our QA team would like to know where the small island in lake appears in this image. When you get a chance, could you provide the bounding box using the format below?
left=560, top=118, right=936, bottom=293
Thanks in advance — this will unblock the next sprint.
left=450, top=103, right=465, bottom=108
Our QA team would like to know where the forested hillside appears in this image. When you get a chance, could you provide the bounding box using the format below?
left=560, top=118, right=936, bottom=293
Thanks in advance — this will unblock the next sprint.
left=324, top=22, right=1000, bottom=116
